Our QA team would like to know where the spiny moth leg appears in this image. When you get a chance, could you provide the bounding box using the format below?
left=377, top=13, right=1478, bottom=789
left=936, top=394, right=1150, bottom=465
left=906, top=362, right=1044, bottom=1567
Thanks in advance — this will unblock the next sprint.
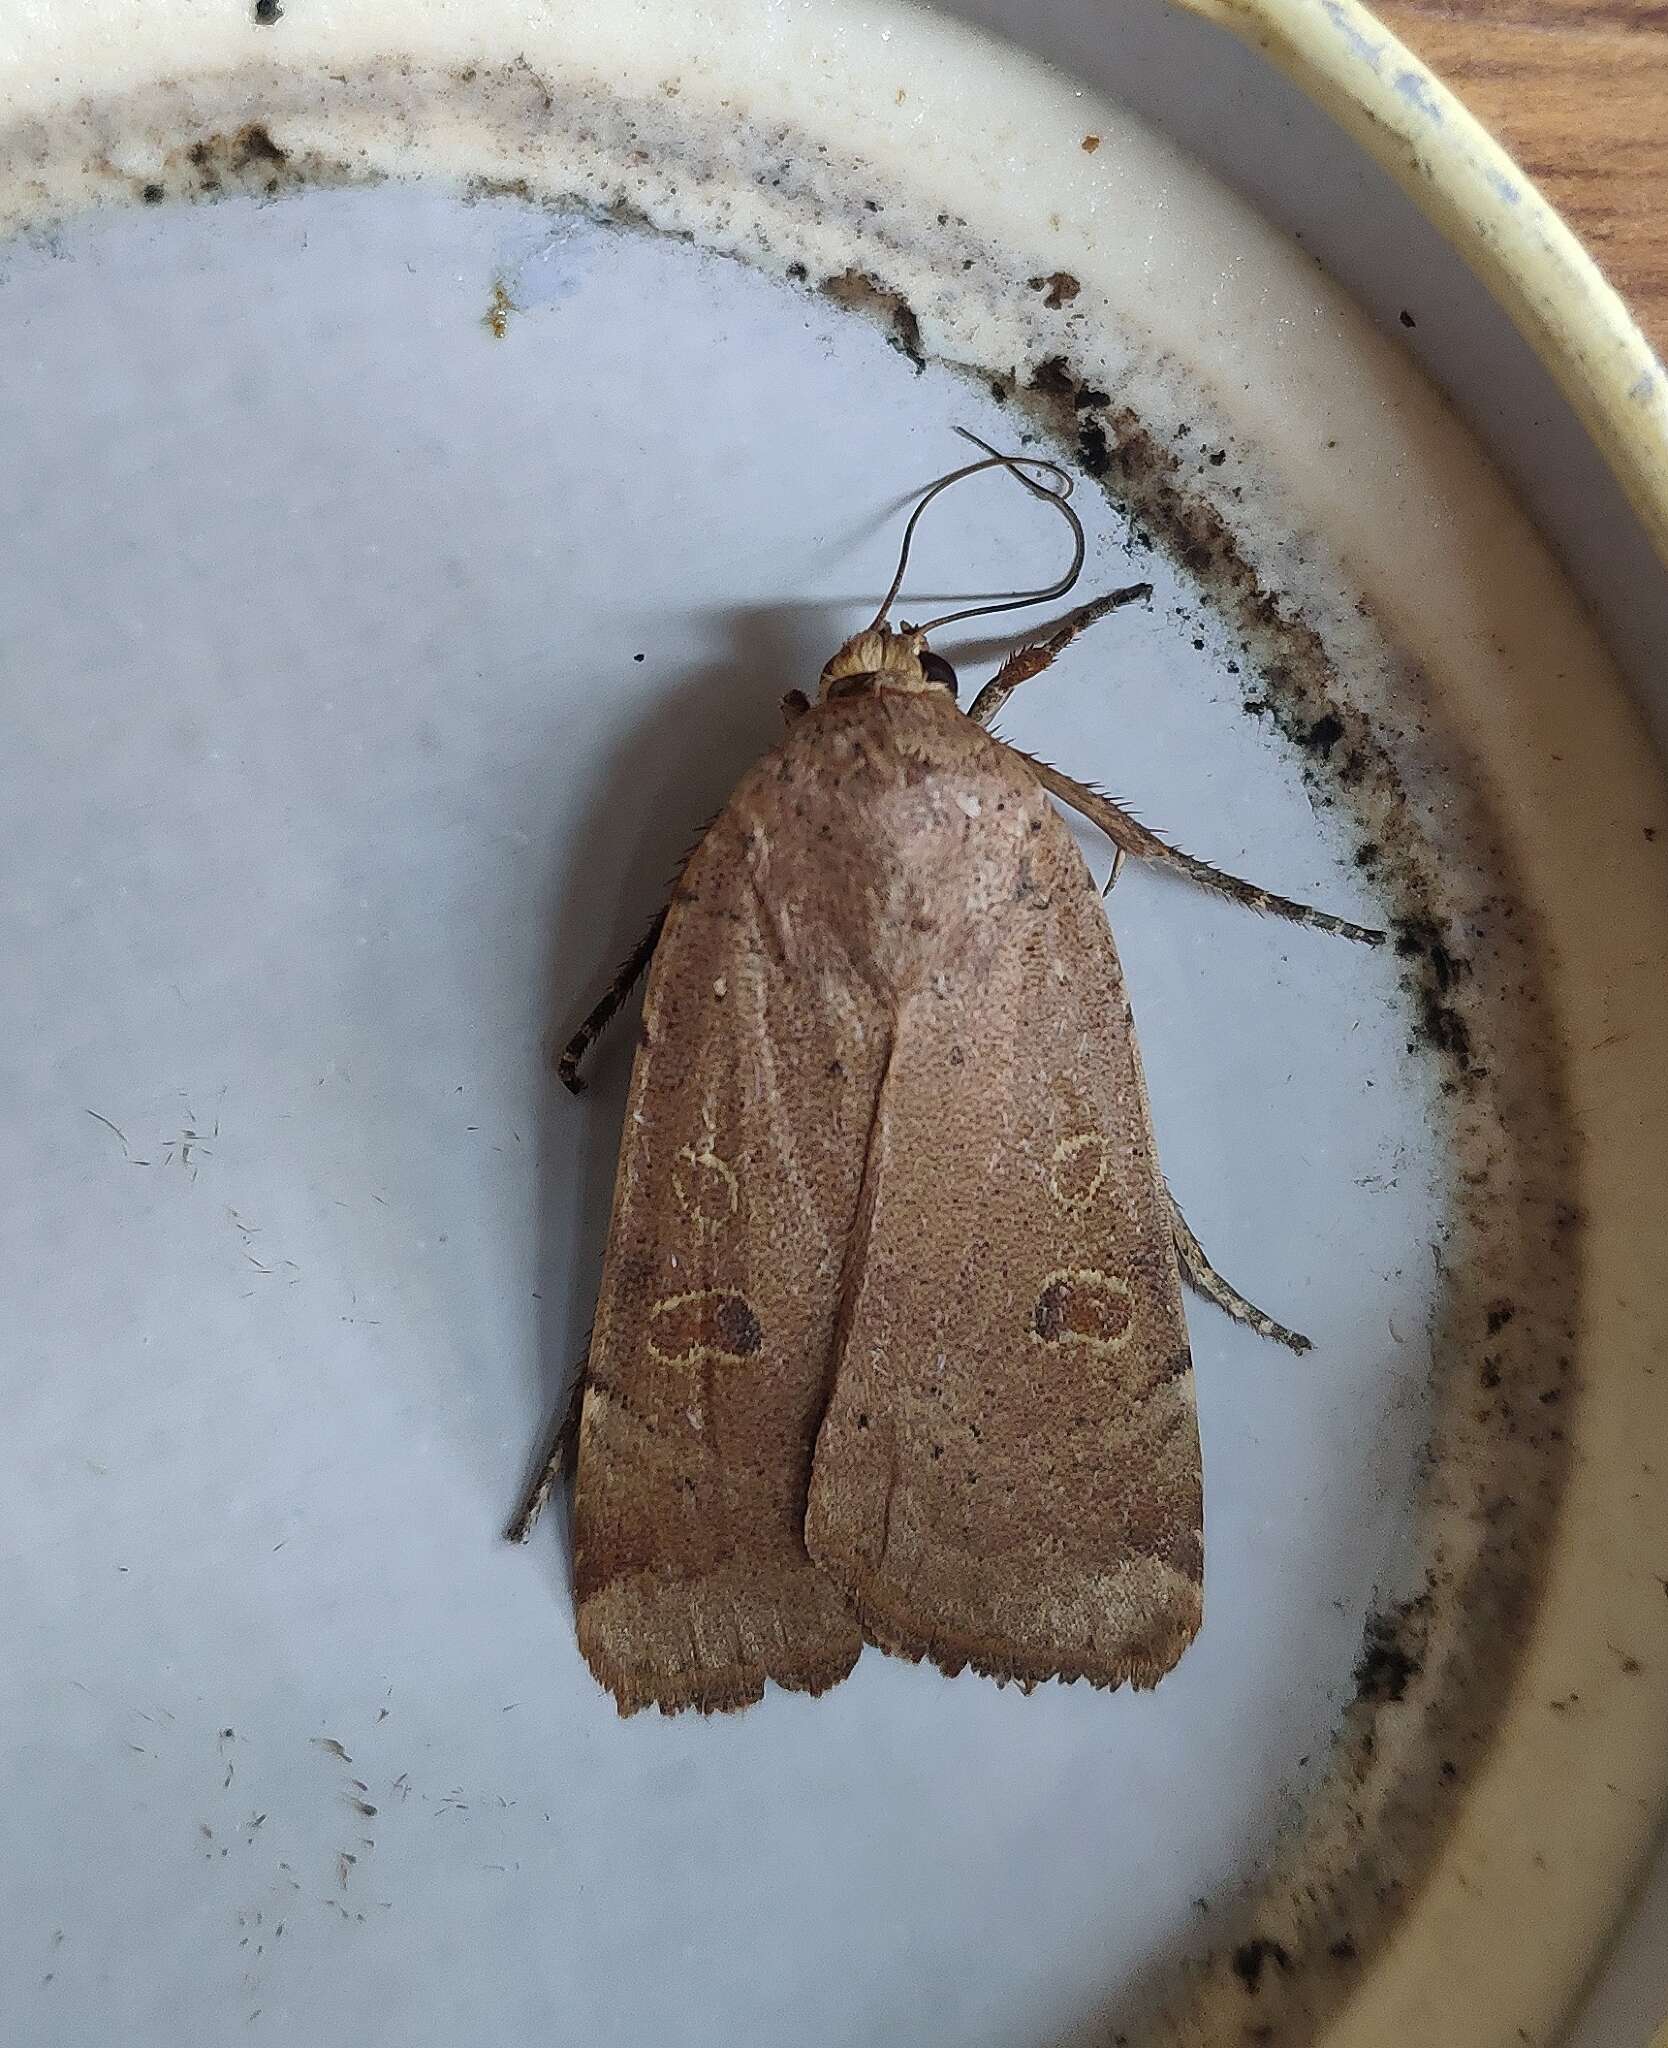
left=555, top=817, right=720, bottom=1093
left=555, top=912, right=666, bottom=1095
left=507, top=1360, right=587, bottom=1543
left=1167, top=1190, right=1311, bottom=1354
left=1012, top=747, right=1383, bottom=945
left=967, top=582, right=1152, bottom=729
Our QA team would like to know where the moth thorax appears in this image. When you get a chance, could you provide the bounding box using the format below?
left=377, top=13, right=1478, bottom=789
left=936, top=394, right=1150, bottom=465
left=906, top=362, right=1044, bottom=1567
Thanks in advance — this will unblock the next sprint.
left=819, top=628, right=930, bottom=700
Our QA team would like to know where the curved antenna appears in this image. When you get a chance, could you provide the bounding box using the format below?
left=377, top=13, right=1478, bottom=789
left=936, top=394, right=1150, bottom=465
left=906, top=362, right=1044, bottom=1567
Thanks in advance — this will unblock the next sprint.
left=867, top=427, right=1086, bottom=636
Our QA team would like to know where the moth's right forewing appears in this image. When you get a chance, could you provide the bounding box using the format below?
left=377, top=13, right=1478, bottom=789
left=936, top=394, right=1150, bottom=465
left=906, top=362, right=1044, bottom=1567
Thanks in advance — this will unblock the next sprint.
left=573, top=717, right=901, bottom=1715
left=803, top=702, right=1203, bottom=1693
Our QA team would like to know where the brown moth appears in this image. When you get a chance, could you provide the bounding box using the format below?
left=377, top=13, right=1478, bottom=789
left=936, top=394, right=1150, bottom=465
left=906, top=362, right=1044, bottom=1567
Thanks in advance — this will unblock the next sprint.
left=511, top=439, right=1379, bottom=1716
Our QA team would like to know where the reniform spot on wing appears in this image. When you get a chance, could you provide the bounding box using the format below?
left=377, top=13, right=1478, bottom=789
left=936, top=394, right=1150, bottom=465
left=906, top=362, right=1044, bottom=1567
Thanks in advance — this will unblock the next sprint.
left=648, top=1288, right=764, bottom=1364
left=1031, top=1269, right=1135, bottom=1354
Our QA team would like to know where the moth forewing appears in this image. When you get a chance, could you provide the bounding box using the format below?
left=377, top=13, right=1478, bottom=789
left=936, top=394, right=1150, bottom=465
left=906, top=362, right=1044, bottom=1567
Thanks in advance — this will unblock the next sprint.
left=567, top=682, right=1206, bottom=1712
left=799, top=694, right=1203, bottom=1692
left=516, top=447, right=1376, bottom=1717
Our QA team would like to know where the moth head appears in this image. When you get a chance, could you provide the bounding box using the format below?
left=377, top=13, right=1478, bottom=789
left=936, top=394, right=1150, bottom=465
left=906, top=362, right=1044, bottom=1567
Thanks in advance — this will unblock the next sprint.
left=818, top=628, right=958, bottom=702
left=822, top=429, right=1082, bottom=709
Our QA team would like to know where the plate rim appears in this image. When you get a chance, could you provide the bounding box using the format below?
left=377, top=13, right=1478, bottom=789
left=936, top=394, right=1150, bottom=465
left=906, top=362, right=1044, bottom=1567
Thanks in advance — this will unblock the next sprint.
left=1179, top=0, right=1668, bottom=568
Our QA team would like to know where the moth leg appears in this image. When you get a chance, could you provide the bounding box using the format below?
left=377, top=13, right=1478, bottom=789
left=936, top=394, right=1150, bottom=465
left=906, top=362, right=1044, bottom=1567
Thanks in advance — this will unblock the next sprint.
left=507, top=1361, right=587, bottom=1543
left=556, top=815, right=720, bottom=1092
left=1168, top=1191, right=1312, bottom=1355
left=555, top=913, right=666, bottom=1094
left=966, top=583, right=1152, bottom=728
left=1007, top=746, right=1383, bottom=945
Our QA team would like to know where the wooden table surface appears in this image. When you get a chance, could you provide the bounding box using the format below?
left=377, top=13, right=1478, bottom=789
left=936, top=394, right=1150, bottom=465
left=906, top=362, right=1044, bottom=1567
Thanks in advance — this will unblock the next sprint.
left=1374, top=1, right=1668, bottom=357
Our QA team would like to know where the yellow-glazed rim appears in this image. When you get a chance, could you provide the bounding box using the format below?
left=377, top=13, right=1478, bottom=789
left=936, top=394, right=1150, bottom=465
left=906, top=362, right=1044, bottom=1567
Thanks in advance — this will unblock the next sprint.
left=1174, top=5, right=1668, bottom=2042
left=1178, top=0, right=1668, bottom=566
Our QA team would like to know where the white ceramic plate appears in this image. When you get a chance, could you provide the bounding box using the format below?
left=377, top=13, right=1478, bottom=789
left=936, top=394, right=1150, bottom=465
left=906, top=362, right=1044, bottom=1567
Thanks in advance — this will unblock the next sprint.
left=1, top=5, right=1663, bottom=2045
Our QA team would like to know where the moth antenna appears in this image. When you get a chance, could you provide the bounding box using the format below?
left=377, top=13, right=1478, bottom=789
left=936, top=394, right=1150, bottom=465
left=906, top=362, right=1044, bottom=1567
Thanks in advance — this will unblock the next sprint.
left=869, top=430, right=1086, bottom=635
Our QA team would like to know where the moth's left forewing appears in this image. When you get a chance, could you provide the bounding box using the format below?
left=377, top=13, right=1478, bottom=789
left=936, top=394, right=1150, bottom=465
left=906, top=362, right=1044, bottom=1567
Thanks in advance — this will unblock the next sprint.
left=804, top=712, right=1203, bottom=1692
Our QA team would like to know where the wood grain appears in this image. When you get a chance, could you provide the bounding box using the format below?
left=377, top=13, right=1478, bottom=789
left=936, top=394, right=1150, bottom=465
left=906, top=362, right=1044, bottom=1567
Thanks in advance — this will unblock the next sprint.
left=1375, top=2, right=1668, bottom=355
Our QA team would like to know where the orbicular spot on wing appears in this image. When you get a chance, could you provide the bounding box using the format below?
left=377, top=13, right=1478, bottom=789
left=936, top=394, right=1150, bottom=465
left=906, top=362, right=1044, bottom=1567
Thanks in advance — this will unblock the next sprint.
left=1048, top=1131, right=1111, bottom=1214
left=672, top=1142, right=739, bottom=1231
left=1031, top=1269, right=1134, bottom=1353
left=647, top=1288, right=763, bottom=1365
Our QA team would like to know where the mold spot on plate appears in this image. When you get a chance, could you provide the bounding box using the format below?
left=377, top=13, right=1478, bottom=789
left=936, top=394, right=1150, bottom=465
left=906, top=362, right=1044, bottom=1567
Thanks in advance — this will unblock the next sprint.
left=1353, top=1590, right=1434, bottom=1704
left=1028, top=270, right=1081, bottom=309
left=134, top=125, right=346, bottom=210
left=818, top=270, right=925, bottom=371
left=1230, top=1937, right=1293, bottom=1994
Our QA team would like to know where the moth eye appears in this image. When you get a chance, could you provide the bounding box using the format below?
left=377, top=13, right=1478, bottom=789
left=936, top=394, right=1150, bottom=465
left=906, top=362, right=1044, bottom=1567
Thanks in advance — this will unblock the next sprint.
left=919, top=650, right=958, bottom=698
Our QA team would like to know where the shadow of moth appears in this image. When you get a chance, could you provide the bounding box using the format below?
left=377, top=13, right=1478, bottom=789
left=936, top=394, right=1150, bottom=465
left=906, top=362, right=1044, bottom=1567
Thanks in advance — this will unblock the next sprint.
left=512, top=437, right=1380, bottom=1716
